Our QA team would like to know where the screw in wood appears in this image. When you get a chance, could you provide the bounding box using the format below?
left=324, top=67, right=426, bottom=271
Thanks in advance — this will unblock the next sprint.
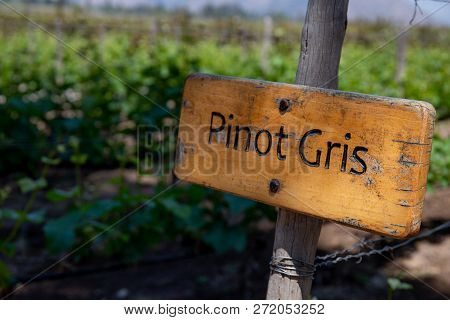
left=278, top=99, right=291, bottom=113
left=269, top=179, right=281, bottom=193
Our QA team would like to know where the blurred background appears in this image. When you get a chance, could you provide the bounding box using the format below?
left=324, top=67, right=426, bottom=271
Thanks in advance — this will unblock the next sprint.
left=0, top=0, right=449, bottom=299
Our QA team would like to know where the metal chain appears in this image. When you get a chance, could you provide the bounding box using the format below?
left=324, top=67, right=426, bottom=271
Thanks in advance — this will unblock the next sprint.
left=315, top=221, right=450, bottom=268
left=315, top=236, right=385, bottom=261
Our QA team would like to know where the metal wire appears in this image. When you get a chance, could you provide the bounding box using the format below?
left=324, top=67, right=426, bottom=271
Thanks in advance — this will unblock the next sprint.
left=315, top=221, right=450, bottom=268
left=270, top=256, right=316, bottom=278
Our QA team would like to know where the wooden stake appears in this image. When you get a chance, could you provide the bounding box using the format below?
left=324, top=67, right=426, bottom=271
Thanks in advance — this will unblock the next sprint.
left=266, top=0, right=349, bottom=300
left=260, top=15, right=273, bottom=73
left=395, top=27, right=408, bottom=97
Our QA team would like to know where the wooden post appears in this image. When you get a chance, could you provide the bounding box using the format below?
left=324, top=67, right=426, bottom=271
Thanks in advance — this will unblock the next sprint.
left=55, top=0, right=65, bottom=86
left=266, top=0, right=349, bottom=300
left=395, top=27, right=408, bottom=97
left=260, top=15, right=273, bottom=73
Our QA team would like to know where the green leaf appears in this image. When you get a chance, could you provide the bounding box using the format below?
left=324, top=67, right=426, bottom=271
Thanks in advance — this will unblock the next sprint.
left=184, top=207, right=206, bottom=230
left=57, top=144, right=66, bottom=153
left=68, top=136, right=80, bottom=149
left=387, top=277, right=413, bottom=291
left=70, top=154, right=88, bottom=165
left=27, top=209, right=46, bottom=224
left=0, top=260, right=12, bottom=290
left=41, top=156, right=61, bottom=166
left=127, top=203, right=156, bottom=231
left=202, top=223, right=246, bottom=253
left=0, top=241, right=16, bottom=257
left=224, top=194, right=255, bottom=214
left=85, top=199, right=121, bottom=219
left=0, top=186, right=11, bottom=204
left=0, top=208, right=20, bottom=221
left=44, top=211, right=81, bottom=253
left=160, top=198, right=191, bottom=220
left=185, top=185, right=208, bottom=202
left=46, top=187, right=79, bottom=202
left=18, top=177, right=47, bottom=194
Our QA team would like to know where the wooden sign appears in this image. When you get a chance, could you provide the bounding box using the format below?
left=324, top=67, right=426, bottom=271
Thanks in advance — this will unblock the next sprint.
left=174, top=74, right=435, bottom=238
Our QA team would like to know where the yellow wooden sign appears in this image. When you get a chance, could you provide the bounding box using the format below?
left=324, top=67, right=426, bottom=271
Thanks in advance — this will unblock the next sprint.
left=174, top=74, right=435, bottom=238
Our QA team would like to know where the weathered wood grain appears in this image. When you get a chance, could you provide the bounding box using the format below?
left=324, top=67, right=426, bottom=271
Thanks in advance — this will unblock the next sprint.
left=174, top=73, right=435, bottom=238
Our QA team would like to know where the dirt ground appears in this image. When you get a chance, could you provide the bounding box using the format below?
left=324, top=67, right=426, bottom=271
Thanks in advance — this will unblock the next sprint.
left=1, top=172, right=449, bottom=300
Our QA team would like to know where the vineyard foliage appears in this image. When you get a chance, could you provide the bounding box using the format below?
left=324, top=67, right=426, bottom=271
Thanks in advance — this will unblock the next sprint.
left=0, top=13, right=449, bottom=287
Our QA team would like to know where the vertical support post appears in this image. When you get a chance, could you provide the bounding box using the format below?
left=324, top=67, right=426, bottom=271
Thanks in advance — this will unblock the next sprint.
left=260, top=15, right=273, bottom=73
left=266, top=0, right=349, bottom=300
left=55, top=0, right=65, bottom=86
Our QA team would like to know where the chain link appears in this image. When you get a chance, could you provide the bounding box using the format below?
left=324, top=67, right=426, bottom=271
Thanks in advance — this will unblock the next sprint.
left=315, top=221, right=450, bottom=268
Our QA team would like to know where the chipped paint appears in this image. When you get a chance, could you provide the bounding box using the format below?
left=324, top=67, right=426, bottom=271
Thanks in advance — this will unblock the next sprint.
left=339, top=217, right=368, bottom=229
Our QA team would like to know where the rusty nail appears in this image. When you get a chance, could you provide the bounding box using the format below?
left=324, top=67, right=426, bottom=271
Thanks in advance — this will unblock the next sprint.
left=269, top=179, right=281, bottom=193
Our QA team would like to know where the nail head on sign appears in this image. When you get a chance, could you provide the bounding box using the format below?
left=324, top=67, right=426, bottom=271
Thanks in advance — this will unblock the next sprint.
left=278, top=99, right=291, bottom=113
left=269, top=179, right=281, bottom=193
